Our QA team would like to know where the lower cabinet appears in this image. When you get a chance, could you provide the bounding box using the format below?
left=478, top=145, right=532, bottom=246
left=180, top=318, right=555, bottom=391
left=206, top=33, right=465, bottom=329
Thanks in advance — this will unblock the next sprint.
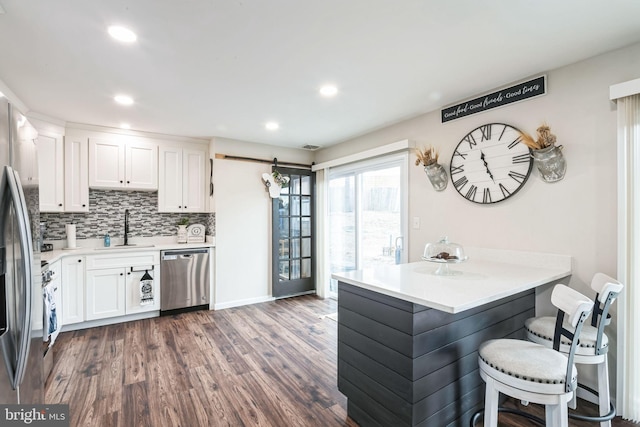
left=85, top=252, right=160, bottom=321
left=85, top=268, right=127, bottom=320
left=125, top=267, right=160, bottom=313
left=61, top=256, right=85, bottom=325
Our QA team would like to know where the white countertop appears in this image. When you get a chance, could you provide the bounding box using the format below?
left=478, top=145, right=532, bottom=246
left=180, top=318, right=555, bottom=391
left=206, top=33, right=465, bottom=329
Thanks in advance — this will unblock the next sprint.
left=41, top=236, right=215, bottom=264
left=331, top=247, right=571, bottom=314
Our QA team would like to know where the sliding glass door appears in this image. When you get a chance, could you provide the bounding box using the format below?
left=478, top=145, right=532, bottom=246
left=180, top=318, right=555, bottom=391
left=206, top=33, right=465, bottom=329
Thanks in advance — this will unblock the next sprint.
left=328, top=153, right=407, bottom=297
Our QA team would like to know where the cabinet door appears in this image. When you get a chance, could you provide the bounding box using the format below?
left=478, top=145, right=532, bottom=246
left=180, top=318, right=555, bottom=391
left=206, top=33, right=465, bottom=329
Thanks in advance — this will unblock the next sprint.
left=64, top=134, right=89, bottom=212
left=61, top=257, right=85, bottom=325
left=158, top=146, right=183, bottom=212
left=89, top=139, right=125, bottom=189
left=125, top=267, right=160, bottom=313
left=37, top=132, right=65, bottom=212
left=182, top=148, right=206, bottom=212
left=126, top=142, right=157, bottom=190
left=85, top=268, right=126, bottom=320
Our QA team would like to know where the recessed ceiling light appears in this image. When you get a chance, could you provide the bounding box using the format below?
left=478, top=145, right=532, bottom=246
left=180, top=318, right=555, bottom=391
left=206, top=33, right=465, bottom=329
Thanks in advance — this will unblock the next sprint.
left=120, top=123, right=131, bottom=129
left=265, top=122, right=279, bottom=131
left=319, top=84, right=338, bottom=97
left=108, top=25, right=137, bottom=43
left=114, top=94, right=134, bottom=105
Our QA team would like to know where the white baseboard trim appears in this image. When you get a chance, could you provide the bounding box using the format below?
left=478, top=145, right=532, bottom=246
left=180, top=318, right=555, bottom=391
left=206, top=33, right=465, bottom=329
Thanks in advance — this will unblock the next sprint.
left=61, top=311, right=159, bottom=332
left=214, top=295, right=275, bottom=310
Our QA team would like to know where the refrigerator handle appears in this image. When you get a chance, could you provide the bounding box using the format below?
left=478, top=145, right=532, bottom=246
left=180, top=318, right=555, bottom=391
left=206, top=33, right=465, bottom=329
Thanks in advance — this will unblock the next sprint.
left=4, top=166, right=34, bottom=389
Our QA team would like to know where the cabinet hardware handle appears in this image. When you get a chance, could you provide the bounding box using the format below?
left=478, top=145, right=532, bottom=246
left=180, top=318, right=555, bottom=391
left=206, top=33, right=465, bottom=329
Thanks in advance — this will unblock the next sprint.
left=120, top=180, right=123, bottom=183
left=78, top=259, right=82, bottom=263
left=127, top=181, right=130, bottom=184
left=120, top=273, right=124, bottom=276
left=82, top=204, right=86, bottom=207
left=58, top=203, right=62, bottom=207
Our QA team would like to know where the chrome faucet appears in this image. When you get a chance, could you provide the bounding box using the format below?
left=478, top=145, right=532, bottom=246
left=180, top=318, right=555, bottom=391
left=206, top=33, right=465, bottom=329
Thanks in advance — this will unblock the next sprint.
left=124, top=209, right=130, bottom=245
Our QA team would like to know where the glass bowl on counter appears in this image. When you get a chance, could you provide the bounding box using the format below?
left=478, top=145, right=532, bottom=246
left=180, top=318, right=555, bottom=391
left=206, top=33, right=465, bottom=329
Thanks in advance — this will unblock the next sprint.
left=421, top=237, right=468, bottom=275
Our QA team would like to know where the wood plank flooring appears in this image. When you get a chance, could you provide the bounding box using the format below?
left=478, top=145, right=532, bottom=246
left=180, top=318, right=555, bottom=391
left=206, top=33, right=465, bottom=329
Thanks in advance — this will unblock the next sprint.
left=46, top=296, right=638, bottom=427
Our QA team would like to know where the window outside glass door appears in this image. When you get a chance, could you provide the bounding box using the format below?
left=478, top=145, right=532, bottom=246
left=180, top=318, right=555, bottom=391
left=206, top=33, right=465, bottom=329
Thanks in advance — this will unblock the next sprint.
left=328, top=154, right=407, bottom=298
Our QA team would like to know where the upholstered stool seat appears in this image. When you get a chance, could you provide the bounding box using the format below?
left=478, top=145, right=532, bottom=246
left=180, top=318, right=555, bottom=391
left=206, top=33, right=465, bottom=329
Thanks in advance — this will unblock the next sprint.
left=525, top=316, right=607, bottom=355
left=525, top=273, right=623, bottom=427
left=479, top=339, right=577, bottom=393
left=476, top=284, right=594, bottom=427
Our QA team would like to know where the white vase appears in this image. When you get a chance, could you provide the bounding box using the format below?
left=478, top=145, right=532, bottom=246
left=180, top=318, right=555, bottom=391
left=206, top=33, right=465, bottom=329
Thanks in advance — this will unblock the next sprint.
left=177, top=225, right=188, bottom=243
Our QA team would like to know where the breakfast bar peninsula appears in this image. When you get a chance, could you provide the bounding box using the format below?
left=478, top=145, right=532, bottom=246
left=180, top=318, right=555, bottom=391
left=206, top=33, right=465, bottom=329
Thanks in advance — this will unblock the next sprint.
left=331, top=248, right=571, bottom=427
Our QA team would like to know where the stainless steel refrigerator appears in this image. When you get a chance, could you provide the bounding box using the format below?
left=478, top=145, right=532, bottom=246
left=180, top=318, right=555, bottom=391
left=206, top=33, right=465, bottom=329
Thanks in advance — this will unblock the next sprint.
left=0, top=97, right=43, bottom=404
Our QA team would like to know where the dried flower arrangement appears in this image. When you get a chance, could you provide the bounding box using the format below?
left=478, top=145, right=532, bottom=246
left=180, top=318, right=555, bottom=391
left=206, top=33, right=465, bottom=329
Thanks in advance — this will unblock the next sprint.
left=414, top=146, right=440, bottom=167
left=519, top=123, right=557, bottom=150
left=271, top=169, right=290, bottom=187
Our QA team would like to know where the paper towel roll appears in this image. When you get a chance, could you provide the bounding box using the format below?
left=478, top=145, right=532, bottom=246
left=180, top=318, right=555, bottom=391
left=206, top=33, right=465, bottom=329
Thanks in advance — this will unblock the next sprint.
left=66, top=224, right=77, bottom=248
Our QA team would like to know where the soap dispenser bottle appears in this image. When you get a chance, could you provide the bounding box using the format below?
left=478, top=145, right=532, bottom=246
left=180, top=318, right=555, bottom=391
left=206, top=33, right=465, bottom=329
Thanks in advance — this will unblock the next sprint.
left=104, top=233, right=111, bottom=247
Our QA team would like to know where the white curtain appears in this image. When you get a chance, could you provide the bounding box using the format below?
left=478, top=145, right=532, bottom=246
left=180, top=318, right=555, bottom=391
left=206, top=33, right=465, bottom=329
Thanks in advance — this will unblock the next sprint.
left=617, top=93, right=640, bottom=422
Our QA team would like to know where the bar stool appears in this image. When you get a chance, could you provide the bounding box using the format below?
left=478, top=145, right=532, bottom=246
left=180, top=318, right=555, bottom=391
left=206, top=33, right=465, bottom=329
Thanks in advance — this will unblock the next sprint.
left=477, top=284, right=594, bottom=427
left=525, top=273, right=623, bottom=427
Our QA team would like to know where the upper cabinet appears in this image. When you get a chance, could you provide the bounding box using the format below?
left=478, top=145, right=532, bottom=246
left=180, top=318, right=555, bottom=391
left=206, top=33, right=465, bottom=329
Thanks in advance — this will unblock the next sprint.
left=64, top=130, right=90, bottom=212
left=158, top=145, right=207, bottom=212
left=37, top=131, right=65, bottom=212
left=89, top=138, right=157, bottom=190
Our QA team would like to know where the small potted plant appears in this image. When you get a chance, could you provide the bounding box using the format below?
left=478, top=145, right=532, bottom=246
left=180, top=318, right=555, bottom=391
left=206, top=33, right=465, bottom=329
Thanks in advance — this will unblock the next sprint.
left=177, top=218, right=189, bottom=243
left=519, top=123, right=566, bottom=183
left=415, top=146, right=448, bottom=191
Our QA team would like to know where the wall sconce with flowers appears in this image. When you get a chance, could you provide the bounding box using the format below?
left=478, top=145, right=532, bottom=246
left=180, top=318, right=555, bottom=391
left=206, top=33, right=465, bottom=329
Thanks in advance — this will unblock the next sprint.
left=415, top=146, right=448, bottom=191
left=519, top=123, right=567, bottom=183
left=262, top=169, right=290, bottom=198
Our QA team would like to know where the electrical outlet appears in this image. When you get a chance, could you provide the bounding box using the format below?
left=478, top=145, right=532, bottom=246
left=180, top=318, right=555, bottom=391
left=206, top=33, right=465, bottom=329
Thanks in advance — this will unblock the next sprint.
left=412, top=217, right=420, bottom=229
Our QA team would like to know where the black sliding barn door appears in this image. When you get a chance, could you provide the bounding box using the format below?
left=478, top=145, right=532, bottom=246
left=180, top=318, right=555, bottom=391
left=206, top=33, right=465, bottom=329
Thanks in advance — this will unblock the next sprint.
left=272, top=167, right=315, bottom=298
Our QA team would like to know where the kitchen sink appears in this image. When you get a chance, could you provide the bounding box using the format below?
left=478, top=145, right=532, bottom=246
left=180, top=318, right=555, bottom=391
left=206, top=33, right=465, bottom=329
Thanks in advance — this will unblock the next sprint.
left=94, top=244, right=156, bottom=250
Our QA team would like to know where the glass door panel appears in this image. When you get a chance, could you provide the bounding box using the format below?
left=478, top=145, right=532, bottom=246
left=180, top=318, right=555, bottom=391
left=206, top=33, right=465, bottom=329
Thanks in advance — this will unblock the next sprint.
left=328, top=154, right=407, bottom=298
left=272, top=167, right=315, bottom=298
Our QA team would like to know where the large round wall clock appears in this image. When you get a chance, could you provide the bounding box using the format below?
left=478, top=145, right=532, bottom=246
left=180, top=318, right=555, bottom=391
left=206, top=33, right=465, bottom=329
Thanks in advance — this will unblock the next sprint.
left=449, top=123, right=533, bottom=204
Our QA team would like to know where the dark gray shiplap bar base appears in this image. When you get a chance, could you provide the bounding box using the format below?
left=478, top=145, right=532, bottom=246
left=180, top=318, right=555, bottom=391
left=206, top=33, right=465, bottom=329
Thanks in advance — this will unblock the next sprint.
left=337, top=281, right=535, bottom=427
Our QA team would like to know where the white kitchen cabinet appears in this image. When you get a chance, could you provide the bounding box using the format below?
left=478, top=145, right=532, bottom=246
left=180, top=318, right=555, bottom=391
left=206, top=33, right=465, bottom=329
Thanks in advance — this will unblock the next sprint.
left=85, top=251, right=160, bottom=320
left=89, top=138, right=157, bottom=190
left=61, top=256, right=85, bottom=325
left=158, top=146, right=206, bottom=212
left=64, top=131, right=90, bottom=212
left=85, top=268, right=126, bottom=320
left=125, top=267, right=160, bottom=313
left=37, top=131, right=65, bottom=212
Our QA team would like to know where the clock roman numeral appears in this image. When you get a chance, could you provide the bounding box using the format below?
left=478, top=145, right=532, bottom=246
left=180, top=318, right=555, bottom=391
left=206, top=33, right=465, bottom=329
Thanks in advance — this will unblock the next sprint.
left=463, top=133, right=477, bottom=150
left=512, top=153, right=530, bottom=164
left=508, top=171, right=527, bottom=184
left=451, top=165, right=464, bottom=175
left=499, top=183, right=512, bottom=198
left=508, top=136, right=523, bottom=149
left=480, top=124, right=492, bottom=141
left=498, top=124, right=508, bottom=141
left=465, top=185, right=477, bottom=201
left=483, top=188, right=492, bottom=203
left=453, top=150, right=467, bottom=160
left=454, top=176, right=468, bottom=191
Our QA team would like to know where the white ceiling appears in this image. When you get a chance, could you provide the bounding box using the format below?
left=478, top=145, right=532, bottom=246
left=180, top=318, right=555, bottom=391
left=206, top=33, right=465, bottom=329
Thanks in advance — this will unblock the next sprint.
left=1, top=1, right=640, bottom=149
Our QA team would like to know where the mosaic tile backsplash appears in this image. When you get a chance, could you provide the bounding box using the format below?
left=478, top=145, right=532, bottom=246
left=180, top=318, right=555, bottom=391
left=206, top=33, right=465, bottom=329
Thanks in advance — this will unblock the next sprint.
left=41, top=190, right=215, bottom=241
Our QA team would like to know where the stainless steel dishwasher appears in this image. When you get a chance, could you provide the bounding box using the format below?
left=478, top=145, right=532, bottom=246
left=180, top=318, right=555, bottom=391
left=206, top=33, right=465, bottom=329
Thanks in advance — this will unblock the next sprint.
left=160, top=248, right=210, bottom=314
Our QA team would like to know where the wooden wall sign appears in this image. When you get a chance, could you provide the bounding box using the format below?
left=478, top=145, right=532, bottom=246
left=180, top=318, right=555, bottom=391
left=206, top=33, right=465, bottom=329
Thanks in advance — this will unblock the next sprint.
left=441, top=75, right=546, bottom=123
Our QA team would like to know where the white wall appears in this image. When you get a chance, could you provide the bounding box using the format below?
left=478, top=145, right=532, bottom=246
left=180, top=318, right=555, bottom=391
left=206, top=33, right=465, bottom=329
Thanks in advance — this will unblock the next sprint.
left=315, top=41, right=640, bottom=397
left=212, top=137, right=314, bottom=308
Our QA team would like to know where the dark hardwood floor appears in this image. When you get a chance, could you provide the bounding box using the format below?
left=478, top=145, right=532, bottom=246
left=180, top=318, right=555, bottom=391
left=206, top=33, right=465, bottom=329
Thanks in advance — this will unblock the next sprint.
left=46, top=296, right=637, bottom=427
